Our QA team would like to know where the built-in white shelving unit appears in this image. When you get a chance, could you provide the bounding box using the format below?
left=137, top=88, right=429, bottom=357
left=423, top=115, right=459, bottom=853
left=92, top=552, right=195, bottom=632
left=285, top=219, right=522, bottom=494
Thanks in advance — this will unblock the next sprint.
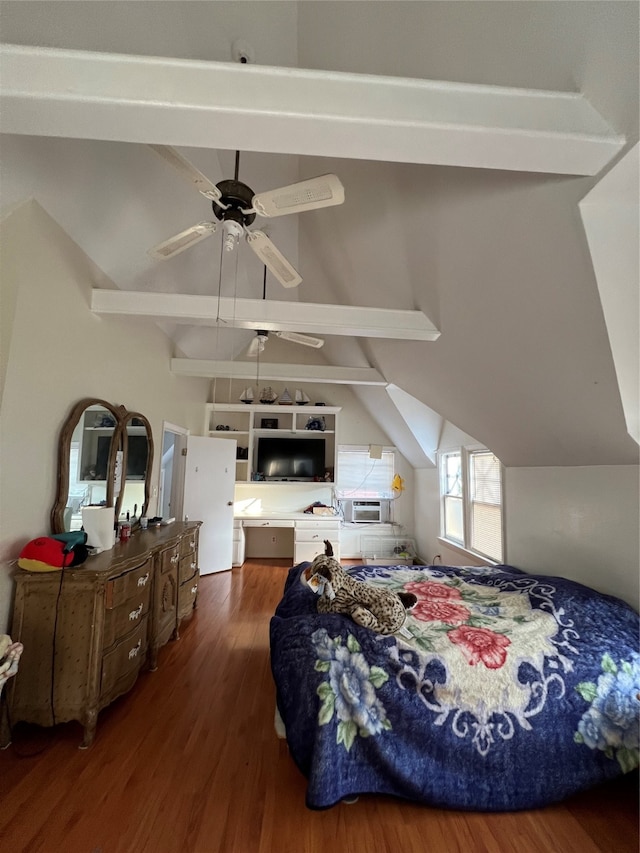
left=204, top=404, right=341, bottom=483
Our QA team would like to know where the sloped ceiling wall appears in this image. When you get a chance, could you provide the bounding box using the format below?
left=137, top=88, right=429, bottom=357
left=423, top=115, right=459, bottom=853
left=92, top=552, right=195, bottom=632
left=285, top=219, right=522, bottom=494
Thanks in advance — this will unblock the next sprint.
left=1, top=1, right=638, bottom=468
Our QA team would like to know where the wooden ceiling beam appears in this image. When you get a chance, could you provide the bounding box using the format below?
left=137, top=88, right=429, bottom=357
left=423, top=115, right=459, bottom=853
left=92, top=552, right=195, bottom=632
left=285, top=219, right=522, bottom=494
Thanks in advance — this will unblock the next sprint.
left=90, top=289, right=440, bottom=341
left=170, top=360, right=387, bottom=385
left=0, top=44, right=624, bottom=175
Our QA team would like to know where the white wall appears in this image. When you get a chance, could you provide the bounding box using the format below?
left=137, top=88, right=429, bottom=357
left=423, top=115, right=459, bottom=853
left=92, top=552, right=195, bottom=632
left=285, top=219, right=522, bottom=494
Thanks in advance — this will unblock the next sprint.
left=0, top=200, right=210, bottom=633
left=506, top=466, right=639, bottom=608
left=413, top=465, right=639, bottom=610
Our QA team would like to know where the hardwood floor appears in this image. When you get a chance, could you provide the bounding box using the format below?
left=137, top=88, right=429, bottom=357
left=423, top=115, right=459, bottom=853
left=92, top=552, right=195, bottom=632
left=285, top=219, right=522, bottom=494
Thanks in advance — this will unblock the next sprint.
left=1, top=559, right=637, bottom=853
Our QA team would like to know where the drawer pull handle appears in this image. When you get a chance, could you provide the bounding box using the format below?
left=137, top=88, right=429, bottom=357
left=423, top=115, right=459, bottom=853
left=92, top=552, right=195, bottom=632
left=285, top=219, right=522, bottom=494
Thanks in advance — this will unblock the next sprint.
left=128, top=640, right=142, bottom=660
left=189, top=540, right=195, bottom=548
left=129, top=603, right=143, bottom=621
left=313, top=534, right=319, bottom=539
left=171, top=554, right=179, bottom=564
left=191, top=585, right=198, bottom=594
left=191, top=562, right=196, bottom=569
left=137, top=573, right=150, bottom=588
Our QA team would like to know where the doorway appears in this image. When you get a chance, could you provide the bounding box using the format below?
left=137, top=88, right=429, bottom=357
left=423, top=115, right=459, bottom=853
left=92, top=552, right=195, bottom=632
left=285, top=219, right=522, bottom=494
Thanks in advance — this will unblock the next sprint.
left=158, top=421, right=189, bottom=522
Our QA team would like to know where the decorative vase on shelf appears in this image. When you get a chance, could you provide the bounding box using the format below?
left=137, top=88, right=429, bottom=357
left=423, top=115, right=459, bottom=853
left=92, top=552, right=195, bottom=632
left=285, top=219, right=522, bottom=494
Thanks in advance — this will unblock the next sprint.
left=278, top=388, right=293, bottom=405
left=259, top=386, right=277, bottom=405
left=295, top=390, right=310, bottom=405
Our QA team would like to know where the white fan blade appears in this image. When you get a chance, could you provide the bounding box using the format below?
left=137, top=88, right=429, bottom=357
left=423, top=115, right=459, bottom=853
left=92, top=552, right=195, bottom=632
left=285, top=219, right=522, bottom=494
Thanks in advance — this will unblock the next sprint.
left=148, top=222, right=217, bottom=260
left=245, top=230, right=302, bottom=288
left=149, top=145, right=222, bottom=202
left=246, top=335, right=266, bottom=357
left=251, top=174, right=344, bottom=218
left=275, top=331, right=324, bottom=349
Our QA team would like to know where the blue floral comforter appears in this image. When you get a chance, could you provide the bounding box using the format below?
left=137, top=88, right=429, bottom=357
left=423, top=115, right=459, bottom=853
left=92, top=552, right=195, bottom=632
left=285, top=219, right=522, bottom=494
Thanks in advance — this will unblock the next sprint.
left=269, top=562, right=639, bottom=810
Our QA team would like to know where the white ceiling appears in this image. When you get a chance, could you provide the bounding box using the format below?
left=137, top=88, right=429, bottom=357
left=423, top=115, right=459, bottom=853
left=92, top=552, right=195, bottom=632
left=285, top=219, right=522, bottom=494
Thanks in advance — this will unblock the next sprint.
left=1, top=1, right=638, bottom=468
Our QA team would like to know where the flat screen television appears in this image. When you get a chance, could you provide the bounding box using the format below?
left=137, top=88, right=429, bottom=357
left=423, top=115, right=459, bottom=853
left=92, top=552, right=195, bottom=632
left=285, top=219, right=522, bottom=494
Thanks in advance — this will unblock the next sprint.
left=256, top=437, right=325, bottom=481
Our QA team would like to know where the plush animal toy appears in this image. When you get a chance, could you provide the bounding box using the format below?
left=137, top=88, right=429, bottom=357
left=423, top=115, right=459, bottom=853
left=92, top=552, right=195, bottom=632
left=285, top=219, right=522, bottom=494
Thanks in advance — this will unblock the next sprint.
left=303, top=541, right=417, bottom=635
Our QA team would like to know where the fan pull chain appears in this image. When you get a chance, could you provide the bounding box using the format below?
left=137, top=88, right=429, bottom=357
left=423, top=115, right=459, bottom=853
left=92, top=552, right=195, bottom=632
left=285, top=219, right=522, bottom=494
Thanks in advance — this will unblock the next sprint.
left=211, top=237, right=226, bottom=407
left=227, top=245, right=240, bottom=403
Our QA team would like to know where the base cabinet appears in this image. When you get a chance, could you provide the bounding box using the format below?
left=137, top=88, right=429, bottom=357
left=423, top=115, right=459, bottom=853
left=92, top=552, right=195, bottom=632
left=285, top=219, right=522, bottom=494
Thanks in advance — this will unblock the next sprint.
left=5, top=521, right=201, bottom=748
left=293, top=518, right=341, bottom=563
left=232, top=520, right=245, bottom=567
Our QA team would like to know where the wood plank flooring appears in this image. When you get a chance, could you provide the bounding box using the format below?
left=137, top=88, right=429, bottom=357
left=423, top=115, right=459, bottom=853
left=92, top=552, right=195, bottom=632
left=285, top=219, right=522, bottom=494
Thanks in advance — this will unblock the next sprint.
left=1, top=559, right=637, bottom=853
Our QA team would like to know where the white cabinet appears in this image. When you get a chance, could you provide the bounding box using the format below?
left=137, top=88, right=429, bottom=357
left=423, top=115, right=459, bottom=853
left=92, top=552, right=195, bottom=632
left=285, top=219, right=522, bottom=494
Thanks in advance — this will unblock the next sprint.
left=294, top=518, right=341, bottom=563
left=232, top=520, right=246, bottom=567
left=204, top=404, right=340, bottom=484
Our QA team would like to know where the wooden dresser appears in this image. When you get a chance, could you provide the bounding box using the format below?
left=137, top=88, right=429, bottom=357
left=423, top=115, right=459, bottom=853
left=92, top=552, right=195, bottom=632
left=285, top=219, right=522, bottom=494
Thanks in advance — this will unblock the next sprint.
left=4, top=521, right=201, bottom=748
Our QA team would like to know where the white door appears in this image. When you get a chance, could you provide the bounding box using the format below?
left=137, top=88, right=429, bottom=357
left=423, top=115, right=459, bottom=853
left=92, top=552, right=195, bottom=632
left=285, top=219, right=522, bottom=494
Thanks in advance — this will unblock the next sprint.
left=182, top=436, right=236, bottom=575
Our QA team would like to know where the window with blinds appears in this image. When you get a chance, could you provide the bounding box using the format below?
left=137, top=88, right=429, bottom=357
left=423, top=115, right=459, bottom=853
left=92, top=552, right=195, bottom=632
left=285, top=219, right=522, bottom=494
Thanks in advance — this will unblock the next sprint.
left=469, top=451, right=503, bottom=562
left=438, top=447, right=504, bottom=563
left=336, top=446, right=395, bottom=499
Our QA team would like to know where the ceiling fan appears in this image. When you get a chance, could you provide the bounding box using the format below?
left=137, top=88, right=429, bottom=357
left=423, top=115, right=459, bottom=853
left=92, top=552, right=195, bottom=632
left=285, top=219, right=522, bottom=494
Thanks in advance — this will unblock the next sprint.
left=245, top=266, right=324, bottom=356
left=246, top=328, right=325, bottom=357
left=148, top=145, right=345, bottom=288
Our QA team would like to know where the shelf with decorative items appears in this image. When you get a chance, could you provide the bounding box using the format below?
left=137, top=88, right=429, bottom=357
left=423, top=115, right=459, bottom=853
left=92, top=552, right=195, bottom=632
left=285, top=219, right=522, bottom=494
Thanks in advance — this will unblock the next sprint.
left=204, top=403, right=340, bottom=483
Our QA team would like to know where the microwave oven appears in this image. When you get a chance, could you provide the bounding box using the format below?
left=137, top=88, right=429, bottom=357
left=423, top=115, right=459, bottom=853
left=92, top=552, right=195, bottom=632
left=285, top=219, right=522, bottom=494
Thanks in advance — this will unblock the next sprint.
left=343, top=500, right=389, bottom=524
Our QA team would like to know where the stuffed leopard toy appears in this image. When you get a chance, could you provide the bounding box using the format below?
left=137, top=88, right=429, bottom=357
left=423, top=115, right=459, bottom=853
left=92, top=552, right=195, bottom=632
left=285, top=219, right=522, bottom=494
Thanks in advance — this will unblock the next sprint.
left=303, top=541, right=417, bottom=635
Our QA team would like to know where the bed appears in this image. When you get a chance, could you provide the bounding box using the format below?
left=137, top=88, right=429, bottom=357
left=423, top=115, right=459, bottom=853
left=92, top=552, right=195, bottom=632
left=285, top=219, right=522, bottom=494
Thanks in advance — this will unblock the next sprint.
left=269, top=561, right=639, bottom=810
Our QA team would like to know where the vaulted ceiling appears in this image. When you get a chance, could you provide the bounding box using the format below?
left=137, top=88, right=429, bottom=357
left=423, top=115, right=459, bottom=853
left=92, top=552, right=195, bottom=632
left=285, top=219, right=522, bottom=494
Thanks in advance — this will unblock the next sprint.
left=1, top=1, right=638, bottom=468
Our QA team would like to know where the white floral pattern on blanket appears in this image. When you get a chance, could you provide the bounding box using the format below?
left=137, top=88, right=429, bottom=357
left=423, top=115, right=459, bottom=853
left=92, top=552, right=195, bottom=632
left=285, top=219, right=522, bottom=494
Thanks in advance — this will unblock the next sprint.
left=363, top=567, right=577, bottom=756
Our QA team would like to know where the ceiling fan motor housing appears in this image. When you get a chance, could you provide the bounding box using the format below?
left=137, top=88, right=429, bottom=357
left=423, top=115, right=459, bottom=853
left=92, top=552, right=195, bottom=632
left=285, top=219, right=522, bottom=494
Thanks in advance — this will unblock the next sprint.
left=213, top=179, right=256, bottom=226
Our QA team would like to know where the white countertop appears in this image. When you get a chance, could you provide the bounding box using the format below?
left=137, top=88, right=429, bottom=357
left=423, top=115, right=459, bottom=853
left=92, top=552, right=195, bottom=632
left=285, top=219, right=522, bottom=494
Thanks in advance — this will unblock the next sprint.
left=234, top=510, right=340, bottom=522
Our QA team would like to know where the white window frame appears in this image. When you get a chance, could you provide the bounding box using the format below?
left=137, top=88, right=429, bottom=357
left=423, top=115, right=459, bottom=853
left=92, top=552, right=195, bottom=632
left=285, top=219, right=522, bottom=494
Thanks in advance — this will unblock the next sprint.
left=437, top=445, right=505, bottom=564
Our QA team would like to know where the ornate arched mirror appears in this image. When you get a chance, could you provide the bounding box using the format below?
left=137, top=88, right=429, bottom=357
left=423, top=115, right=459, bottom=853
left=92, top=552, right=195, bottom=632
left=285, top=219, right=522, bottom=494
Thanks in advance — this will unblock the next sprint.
left=51, top=399, right=154, bottom=534
left=115, top=412, right=154, bottom=524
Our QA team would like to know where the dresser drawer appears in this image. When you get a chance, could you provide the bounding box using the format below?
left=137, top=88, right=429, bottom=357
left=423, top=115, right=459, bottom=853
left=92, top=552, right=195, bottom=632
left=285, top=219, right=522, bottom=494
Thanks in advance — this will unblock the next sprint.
left=178, top=576, right=199, bottom=617
left=295, top=518, right=340, bottom=530
left=180, top=530, right=199, bottom=558
left=242, top=519, right=295, bottom=528
left=179, top=554, right=198, bottom=585
left=294, top=542, right=329, bottom=563
left=294, top=527, right=338, bottom=543
left=105, top=559, right=153, bottom=609
left=100, top=616, right=148, bottom=699
left=159, top=544, right=181, bottom=574
left=103, top=583, right=151, bottom=649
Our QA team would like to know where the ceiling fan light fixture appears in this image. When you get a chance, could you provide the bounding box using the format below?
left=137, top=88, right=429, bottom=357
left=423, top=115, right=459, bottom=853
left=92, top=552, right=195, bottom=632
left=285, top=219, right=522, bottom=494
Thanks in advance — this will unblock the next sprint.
left=222, top=219, right=244, bottom=251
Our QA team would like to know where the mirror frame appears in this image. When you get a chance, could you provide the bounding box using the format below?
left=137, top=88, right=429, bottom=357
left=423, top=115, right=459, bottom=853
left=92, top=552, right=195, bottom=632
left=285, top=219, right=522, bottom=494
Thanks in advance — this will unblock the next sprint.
left=51, top=398, right=155, bottom=534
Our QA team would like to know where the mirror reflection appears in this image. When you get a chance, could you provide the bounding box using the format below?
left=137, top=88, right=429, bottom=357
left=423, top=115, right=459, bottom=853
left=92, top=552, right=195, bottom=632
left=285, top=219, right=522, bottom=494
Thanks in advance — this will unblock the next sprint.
left=52, top=399, right=154, bottom=534
left=64, top=405, right=113, bottom=531
left=117, top=416, right=151, bottom=523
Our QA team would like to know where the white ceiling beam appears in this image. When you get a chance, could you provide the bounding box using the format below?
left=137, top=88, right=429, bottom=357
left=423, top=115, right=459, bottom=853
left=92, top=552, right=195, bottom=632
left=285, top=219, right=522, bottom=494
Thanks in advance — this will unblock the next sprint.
left=90, top=290, right=440, bottom=341
left=171, top=359, right=387, bottom=386
left=0, top=44, right=624, bottom=176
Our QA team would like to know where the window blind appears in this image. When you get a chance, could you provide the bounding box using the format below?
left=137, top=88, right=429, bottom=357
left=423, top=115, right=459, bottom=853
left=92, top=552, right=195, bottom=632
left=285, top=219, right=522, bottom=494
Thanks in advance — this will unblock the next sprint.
left=336, top=447, right=395, bottom=499
left=469, top=451, right=503, bottom=561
